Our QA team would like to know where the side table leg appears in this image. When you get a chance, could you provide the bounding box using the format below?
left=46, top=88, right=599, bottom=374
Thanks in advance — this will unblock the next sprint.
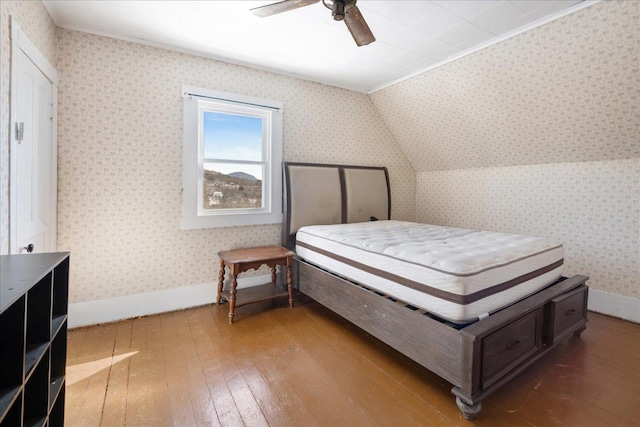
left=286, top=258, right=294, bottom=308
left=271, top=266, right=277, bottom=283
left=217, top=260, right=225, bottom=305
left=229, top=273, right=238, bottom=324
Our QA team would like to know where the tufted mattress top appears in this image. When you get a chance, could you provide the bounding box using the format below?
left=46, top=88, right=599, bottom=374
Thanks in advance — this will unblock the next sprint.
left=295, top=220, right=564, bottom=323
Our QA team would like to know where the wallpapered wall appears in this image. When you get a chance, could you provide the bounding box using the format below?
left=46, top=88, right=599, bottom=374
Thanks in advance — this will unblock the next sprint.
left=56, top=29, right=416, bottom=303
left=3, top=0, right=638, bottom=305
left=417, top=160, right=639, bottom=298
left=370, top=1, right=638, bottom=171
left=372, top=1, right=639, bottom=298
left=0, top=0, right=58, bottom=254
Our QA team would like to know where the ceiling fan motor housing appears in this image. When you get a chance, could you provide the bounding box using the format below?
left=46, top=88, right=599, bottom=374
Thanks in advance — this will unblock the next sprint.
left=332, top=1, right=345, bottom=21
left=332, top=0, right=356, bottom=21
left=252, top=0, right=373, bottom=47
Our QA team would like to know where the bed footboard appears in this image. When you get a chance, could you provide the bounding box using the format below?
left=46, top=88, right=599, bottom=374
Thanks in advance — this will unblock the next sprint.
left=453, top=274, right=588, bottom=419
left=296, top=258, right=589, bottom=420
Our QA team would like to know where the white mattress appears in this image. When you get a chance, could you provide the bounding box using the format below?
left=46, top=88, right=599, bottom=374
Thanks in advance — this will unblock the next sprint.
left=295, top=221, right=564, bottom=323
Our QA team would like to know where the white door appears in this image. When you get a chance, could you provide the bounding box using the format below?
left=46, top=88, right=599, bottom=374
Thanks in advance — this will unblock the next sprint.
left=11, top=48, right=55, bottom=254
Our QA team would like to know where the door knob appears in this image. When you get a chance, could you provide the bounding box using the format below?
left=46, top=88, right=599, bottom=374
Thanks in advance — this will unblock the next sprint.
left=23, top=243, right=34, bottom=253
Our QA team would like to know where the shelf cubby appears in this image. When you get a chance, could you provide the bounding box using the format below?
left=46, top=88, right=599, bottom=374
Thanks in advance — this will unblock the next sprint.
left=27, top=275, right=52, bottom=338
left=0, top=391, right=22, bottom=426
left=0, top=253, right=70, bottom=427
left=25, top=343, right=49, bottom=379
left=51, top=258, right=69, bottom=337
left=24, top=349, right=49, bottom=426
left=49, top=325, right=67, bottom=410
left=0, top=296, right=25, bottom=420
left=48, top=388, right=64, bottom=427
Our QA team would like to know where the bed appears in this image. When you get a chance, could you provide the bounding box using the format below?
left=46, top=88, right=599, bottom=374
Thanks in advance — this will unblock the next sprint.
left=282, top=162, right=589, bottom=419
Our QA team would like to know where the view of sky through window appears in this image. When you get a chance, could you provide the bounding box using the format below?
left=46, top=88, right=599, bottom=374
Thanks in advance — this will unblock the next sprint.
left=203, top=111, right=262, bottom=161
left=201, top=110, right=264, bottom=210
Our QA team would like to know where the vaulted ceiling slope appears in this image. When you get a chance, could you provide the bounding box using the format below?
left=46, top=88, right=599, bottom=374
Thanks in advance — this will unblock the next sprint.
left=370, top=1, right=639, bottom=172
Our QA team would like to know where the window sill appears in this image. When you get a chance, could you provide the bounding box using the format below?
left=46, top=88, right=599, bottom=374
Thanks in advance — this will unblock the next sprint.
left=180, top=211, right=283, bottom=229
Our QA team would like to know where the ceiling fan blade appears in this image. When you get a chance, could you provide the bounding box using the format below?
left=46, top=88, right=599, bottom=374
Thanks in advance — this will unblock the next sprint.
left=250, top=0, right=320, bottom=18
left=344, top=5, right=375, bottom=46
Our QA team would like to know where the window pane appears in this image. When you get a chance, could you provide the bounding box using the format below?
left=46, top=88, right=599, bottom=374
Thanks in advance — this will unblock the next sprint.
left=203, top=163, right=263, bottom=210
left=203, top=112, right=263, bottom=161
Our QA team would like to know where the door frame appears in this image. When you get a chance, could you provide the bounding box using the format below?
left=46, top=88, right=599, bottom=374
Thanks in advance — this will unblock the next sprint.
left=10, top=16, right=59, bottom=254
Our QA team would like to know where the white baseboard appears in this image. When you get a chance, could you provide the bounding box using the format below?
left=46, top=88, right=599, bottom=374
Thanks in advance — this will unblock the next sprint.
left=69, top=276, right=639, bottom=328
left=68, top=274, right=272, bottom=328
left=588, top=289, right=639, bottom=323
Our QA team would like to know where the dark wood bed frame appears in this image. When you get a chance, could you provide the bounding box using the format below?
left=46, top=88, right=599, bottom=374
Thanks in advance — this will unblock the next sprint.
left=282, top=162, right=589, bottom=420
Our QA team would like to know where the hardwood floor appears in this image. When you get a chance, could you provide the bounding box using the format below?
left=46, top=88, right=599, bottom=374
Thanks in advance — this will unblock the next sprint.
left=65, top=297, right=640, bottom=426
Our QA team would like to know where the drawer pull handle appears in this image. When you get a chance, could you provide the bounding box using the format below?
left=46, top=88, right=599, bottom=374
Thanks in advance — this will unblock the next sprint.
left=506, top=340, right=521, bottom=350
left=565, top=308, right=577, bottom=316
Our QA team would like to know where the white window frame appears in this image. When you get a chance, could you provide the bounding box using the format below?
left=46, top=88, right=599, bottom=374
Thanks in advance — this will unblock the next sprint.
left=182, top=86, right=283, bottom=229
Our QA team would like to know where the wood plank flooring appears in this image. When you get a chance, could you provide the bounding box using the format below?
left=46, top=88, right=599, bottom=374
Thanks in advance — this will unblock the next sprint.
left=65, top=297, right=640, bottom=426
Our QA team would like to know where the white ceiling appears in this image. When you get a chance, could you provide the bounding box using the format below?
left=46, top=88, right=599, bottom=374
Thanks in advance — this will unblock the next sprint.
left=43, top=0, right=589, bottom=93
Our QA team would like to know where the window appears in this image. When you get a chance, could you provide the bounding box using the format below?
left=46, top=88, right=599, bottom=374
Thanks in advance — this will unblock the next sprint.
left=182, top=86, right=283, bottom=229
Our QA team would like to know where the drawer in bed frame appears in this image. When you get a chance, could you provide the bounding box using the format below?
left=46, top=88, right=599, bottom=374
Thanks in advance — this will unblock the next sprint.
left=481, top=308, right=543, bottom=389
left=295, top=258, right=589, bottom=420
left=548, top=285, right=589, bottom=344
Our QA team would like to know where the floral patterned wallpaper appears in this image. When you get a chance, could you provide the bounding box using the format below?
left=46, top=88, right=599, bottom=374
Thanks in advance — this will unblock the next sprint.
left=3, top=0, right=637, bottom=304
left=56, top=29, right=416, bottom=303
left=373, top=1, right=639, bottom=299
left=370, top=1, right=639, bottom=171
left=416, top=160, right=639, bottom=298
left=0, top=0, right=57, bottom=254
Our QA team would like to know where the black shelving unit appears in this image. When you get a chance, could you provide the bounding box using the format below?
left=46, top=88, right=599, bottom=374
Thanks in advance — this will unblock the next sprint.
left=0, top=253, right=69, bottom=427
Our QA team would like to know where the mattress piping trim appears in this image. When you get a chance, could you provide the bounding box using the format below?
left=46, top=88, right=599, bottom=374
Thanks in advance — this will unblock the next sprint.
left=296, top=240, right=564, bottom=305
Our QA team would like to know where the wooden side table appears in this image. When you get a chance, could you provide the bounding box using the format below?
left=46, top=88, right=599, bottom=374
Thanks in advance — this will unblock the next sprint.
left=217, top=245, right=295, bottom=324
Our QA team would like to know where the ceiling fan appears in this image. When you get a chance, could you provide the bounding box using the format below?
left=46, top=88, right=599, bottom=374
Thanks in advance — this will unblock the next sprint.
left=250, top=0, right=376, bottom=47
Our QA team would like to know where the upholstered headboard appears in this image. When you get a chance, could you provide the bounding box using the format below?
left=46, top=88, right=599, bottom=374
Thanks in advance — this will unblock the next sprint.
left=282, top=162, right=391, bottom=249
